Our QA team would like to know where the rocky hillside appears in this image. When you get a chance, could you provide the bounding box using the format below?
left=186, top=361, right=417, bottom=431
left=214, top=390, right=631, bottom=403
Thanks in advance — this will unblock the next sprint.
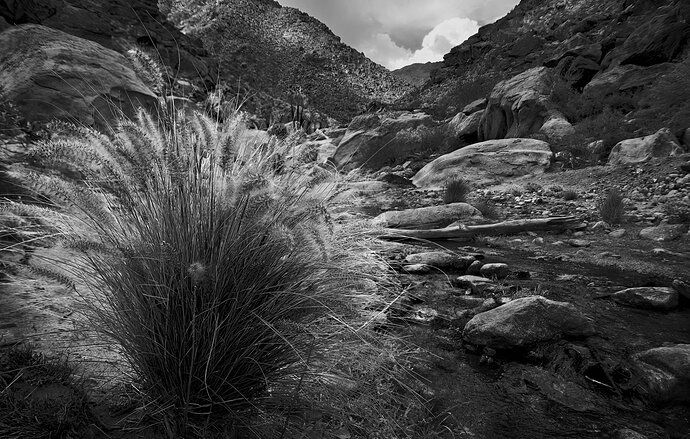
left=405, top=0, right=690, bottom=119
left=162, top=0, right=413, bottom=122
left=392, top=61, right=443, bottom=87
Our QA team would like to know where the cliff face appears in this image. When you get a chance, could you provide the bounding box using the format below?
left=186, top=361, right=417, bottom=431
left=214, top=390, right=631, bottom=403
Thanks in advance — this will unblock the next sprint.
left=408, top=0, right=690, bottom=117
left=166, top=0, right=413, bottom=122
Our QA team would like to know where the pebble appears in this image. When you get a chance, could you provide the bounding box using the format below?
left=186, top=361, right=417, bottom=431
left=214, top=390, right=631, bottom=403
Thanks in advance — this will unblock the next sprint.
left=567, top=239, right=591, bottom=247
left=609, top=229, right=626, bottom=238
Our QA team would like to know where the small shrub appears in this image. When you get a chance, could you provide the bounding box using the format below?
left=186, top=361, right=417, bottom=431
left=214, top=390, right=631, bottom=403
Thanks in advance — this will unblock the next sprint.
left=443, top=176, right=471, bottom=204
left=598, top=189, right=625, bottom=224
left=524, top=182, right=542, bottom=193
left=562, top=189, right=578, bottom=200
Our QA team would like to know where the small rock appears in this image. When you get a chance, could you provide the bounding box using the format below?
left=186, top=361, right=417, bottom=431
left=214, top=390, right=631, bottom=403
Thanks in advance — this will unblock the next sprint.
left=612, top=287, right=679, bottom=311
left=639, top=224, right=688, bottom=242
left=454, top=296, right=487, bottom=309
left=453, top=275, right=495, bottom=295
left=567, top=239, right=591, bottom=247
left=591, top=221, right=609, bottom=232
left=609, top=229, right=626, bottom=238
left=403, top=264, right=432, bottom=274
left=532, top=237, right=545, bottom=245
left=651, top=248, right=683, bottom=257
left=671, top=279, right=690, bottom=301
left=479, top=263, right=510, bottom=279
left=596, top=251, right=621, bottom=259
left=405, top=252, right=475, bottom=270
left=466, top=260, right=483, bottom=276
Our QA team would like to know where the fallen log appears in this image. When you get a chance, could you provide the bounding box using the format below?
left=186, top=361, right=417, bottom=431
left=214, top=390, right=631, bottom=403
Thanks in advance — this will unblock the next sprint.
left=378, top=216, right=585, bottom=241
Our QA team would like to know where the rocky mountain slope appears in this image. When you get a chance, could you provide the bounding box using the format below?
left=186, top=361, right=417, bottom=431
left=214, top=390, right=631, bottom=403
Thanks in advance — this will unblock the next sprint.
left=392, top=61, right=443, bottom=87
left=404, top=0, right=690, bottom=119
left=162, top=0, right=413, bottom=123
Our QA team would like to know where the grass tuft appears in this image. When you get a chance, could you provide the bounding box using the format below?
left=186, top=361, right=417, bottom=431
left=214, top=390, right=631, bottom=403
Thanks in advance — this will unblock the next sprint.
left=598, top=189, right=625, bottom=225
left=442, top=176, right=471, bottom=204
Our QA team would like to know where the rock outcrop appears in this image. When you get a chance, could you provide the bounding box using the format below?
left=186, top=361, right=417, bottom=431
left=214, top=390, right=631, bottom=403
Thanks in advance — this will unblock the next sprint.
left=412, top=138, right=553, bottom=188
left=0, top=25, right=157, bottom=126
left=463, top=296, right=595, bottom=349
left=608, top=128, right=683, bottom=165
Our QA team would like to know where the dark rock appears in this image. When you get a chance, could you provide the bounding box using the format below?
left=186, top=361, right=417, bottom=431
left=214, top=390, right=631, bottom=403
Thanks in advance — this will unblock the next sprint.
left=452, top=275, right=495, bottom=295
left=638, top=223, right=688, bottom=242
left=633, top=344, right=690, bottom=403
left=612, top=287, right=679, bottom=311
left=479, top=263, right=510, bottom=279
left=377, top=173, right=414, bottom=186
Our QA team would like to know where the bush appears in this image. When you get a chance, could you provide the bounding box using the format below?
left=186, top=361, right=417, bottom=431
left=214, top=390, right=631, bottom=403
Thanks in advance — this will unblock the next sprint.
left=562, top=189, right=578, bottom=200
left=8, top=109, right=422, bottom=436
left=598, top=189, right=625, bottom=225
left=443, top=176, right=471, bottom=204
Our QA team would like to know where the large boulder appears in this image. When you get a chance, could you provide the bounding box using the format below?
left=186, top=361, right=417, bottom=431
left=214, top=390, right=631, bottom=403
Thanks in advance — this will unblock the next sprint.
left=633, top=344, right=690, bottom=403
left=448, top=111, right=482, bottom=142
left=372, top=203, right=482, bottom=229
left=331, top=112, right=437, bottom=171
left=612, top=287, right=679, bottom=311
left=412, top=138, right=553, bottom=188
left=463, top=296, right=595, bottom=349
left=479, top=67, right=555, bottom=140
left=539, top=110, right=575, bottom=141
left=0, top=24, right=158, bottom=126
left=608, top=128, right=683, bottom=165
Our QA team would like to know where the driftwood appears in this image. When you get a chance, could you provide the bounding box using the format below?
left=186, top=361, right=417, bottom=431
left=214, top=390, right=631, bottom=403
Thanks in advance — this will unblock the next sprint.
left=379, top=216, right=585, bottom=241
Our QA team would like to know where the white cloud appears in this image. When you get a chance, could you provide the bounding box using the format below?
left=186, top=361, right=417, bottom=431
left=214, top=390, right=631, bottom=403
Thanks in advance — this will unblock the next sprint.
left=382, top=17, right=479, bottom=70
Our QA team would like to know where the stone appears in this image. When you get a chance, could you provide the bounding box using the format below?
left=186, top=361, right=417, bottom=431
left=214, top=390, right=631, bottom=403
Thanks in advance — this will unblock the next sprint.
left=608, top=128, right=683, bottom=166
left=448, top=110, right=482, bottom=141
left=583, top=64, right=672, bottom=102
left=372, top=203, right=482, bottom=229
left=466, top=260, right=483, bottom=275
left=479, top=263, right=510, bottom=279
left=331, top=112, right=436, bottom=171
left=633, top=344, right=690, bottom=403
left=609, top=229, right=626, bottom=238
left=463, top=296, right=595, bottom=349
left=412, top=138, right=553, bottom=188
left=452, top=275, right=495, bottom=295
left=567, top=239, right=591, bottom=247
left=0, top=24, right=158, bottom=127
left=539, top=111, right=575, bottom=141
left=461, top=98, right=487, bottom=115
left=403, top=264, right=431, bottom=274
left=591, top=221, right=609, bottom=232
left=612, top=287, right=679, bottom=311
left=639, top=224, right=688, bottom=242
left=479, top=67, right=555, bottom=140
left=671, top=279, right=690, bottom=301
left=404, top=252, right=475, bottom=271
left=612, top=429, right=649, bottom=439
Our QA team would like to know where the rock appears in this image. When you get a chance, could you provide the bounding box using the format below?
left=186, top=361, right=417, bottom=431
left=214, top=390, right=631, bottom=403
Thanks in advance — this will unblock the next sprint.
left=403, top=264, right=431, bottom=274
left=639, top=223, right=688, bottom=242
left=591, top=221, right=609, bottom=232
left=331, top=112, right=436, bottom=171
left=404, top=252, right=475, bottom=270
left=682, top=128, right=690, bottom=147
left=671, top=279, right=690, bottom=301
left=519, top=366, right=600, bottom=412
left=539, top=111, right=575, bottom=141
left=448, top=110, right=482, bottom=141
left=452, top=275, right=495, bottom=295
left=479, top=263, right=510, bottom=279
left=587, top=140, right=606, bottom=156
left=609, top=229, right=626, bottom=238
left=412, top=138, right=553, bottom=188
left=372, top=203, right=482, bottom=229
left=0, top=24, right=158, bottom=127
left=377, top=173, right=414, bottom=186
left=463, top=296, right=595, bottom=349
left=466, top=260, right=483, bottom=275
left=567, top=239, right=591, bottom=247
left=633, top=344, right=690, bottom=403
left=608, top=128, right=683, bottom=166
left=612, top=287, right=679, bottom=311
left=583, top=64, right=672, bottom=102
left=454, top=296, right=487, bottom=309
left=479, top=67, right=555, bottom=140
left=612, top=429, right=649, bottom=439
left=461, top=98, right=487, bottom=115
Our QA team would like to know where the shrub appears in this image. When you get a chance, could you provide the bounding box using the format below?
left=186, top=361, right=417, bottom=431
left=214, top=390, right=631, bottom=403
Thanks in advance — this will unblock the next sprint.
left=598, top=189, right=625, bottom=225
left=7, top=109, right=423, bottom=437
left=562, top=189, right=578, bottom=200
left=443, top=176, right=471, bottom=204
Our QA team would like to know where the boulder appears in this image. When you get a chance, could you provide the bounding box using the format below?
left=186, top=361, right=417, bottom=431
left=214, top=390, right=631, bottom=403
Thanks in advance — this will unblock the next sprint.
left=463, top=296, right=595, bottom=349
left=372, top=203, right=482, bottom=229
left=633, top=344, right=690, bottom=403
left=583, top=64, right=672, bottom=102
left=479, top=67, right=555, bottom=140
left=608, top=128, right=683, bottom=165
left=404, top=252, right=475, bottom=270
left=479, top=263, right=510, bottom=279
left=0, top=25, right=157, bottom=127
left=612, top=287, right=679, bottom=311
left=461, top=98, right=487, bottom=115
left=448, top=110, right=482, bottom=141
left=331, top=112, right=436, bottom=171
left=412, top=138, right=553, bottom=188
left=671, top=279, right=690, bottom=301
left=539, top=111, right=575, bottom=140
left=639, top=223, right=688, bottom=242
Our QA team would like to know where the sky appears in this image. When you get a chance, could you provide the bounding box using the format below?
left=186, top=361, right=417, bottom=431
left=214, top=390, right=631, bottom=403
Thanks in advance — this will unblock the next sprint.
left=278, top=0, right=520, bottom=70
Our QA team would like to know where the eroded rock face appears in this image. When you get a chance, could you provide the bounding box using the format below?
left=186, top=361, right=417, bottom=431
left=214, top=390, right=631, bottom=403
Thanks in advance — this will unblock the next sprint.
left=479, top=67, right=555, bottom=140
left=372, top=203, right=482, bottom=229
left=608, top=128, right=683, bottom=165
left=0, top=24, right=157, bottom=126
left=463, top=296, right=595, bottom=349
left=412, top=138, right=553, bottom=188
left=331, top=112, right=437, bottom=171
left=633, top=344, right=690, bottom=403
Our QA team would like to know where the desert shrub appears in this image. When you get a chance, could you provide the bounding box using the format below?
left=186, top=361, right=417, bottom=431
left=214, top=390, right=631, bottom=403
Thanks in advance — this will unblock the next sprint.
left=573, top=108, right=640, bottom=152
left=6, top=109, right=423, bottom=437
left=0, top=344, right=95, bottom=439
left=598, top=189, right=625, bottom=225
left=443, top=176, right=471, bottom=204
left=562, top=189, right=578, bottom=200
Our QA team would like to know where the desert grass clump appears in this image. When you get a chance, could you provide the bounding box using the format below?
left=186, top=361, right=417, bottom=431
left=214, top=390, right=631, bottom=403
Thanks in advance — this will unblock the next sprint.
left=562, top=189, right=578, bottom=201
left=598, top=188, right=625, bottom=225
left=5, top=108, right=425, bottom=437
left=472, top=198, right=502, bottom=221
left=442, top=176, right=471, bottom=204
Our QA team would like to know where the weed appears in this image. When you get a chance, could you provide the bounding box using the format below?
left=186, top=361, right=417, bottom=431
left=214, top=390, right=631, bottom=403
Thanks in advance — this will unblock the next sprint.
left=598, top=189, right=625, bottom=225
left=443, top=176, right=471, bottom=204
